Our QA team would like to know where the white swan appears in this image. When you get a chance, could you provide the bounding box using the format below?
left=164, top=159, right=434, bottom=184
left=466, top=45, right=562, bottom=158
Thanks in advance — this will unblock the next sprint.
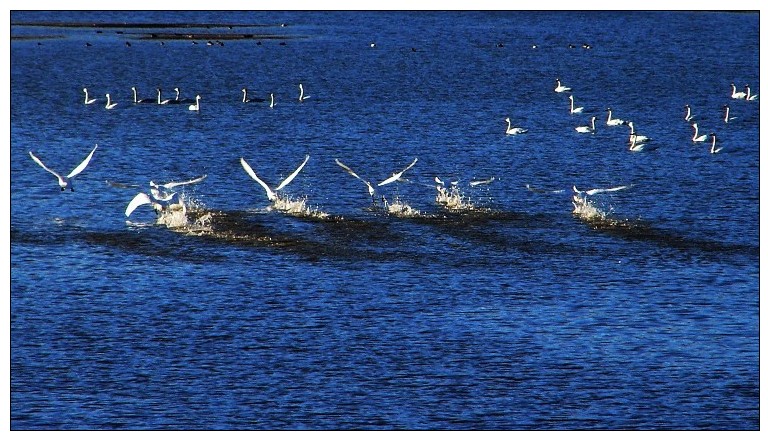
left=628, top=136, right=650, bottom=152
left=299, top=83, right=311, bottom=102
left=575, top=116, right=596, bottom=133
left=684, top=104, right=695, bottom=122
left=505, top=117, right=528, bottom=135
left=105, top=93, right=117, bottom=109
left=335, top=159, right=376, bottom=199
left=240, top=155, right=310, bottom=202
left=605, top=108, right=624, bottom=126
left=691, top=122, right=708, bottom=143
left=269, top=93, right=275, bottom=108
left=149, top=174, right=208, bottom=201
left=554, top=78, right=571, bottom=93
left=709, top=133, right=724, bottom=154
left=157, top=88, right=175, bottom=105
left=746, top=84, right=758, bottom=101
left=627, top=122, right=651, bottom=144
left=125, top=191, right=177, bottom=217
left=188, top=95, right=201, bottom=112
left=241, top=88, right=265, bottom=103
left=469, top=177, right=495, bottom=187
left=174, top=88, right=197, bottom=104
left=83, top=88, right=97, bottom=105
left=723, top=105, right=736, bottom=123
left=29, top=144, right=98, bottom=191
left=573, top=184, right=631, bottom=196
left=730, top=82, right=747, bottom=99
left=378, top=158, right=419, bottom=186
left=131, top=87, right=154, bottom=104
left=569, top=95, right=584, bottom=114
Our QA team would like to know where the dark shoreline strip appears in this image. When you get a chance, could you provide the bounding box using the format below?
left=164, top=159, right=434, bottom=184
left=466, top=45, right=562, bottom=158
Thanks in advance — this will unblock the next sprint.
left=12, top=22, right=277, bottom=29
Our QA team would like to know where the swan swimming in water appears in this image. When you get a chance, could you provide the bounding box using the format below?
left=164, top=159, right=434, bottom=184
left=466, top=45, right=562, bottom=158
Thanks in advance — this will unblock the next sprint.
left=745, top=84, right=758, bottom=101
left=240, top=155, right=310, bottom=202
left=29, top=144, right=98, bottom=191
left=691, top=122, right=708, bottom=143
left=188, top=95, right=201, bottom=112
left=575, top=116, right=596, bottom=133
left=504, top=117, right=528, bottom=135
left=131, top=87, right=154, bottom=104
left=684, top=104, right=695, bottom=122
left=628, top=136, right=652, bottom=152
left=378, top=158, right=419, bottom=186
left=605, top=108, right=624, bottom=126
left=83, top=88, right=97, bottom=105
left=269, top=93, right=275, bottom=108
left=554, top=78, right=571, bottom=93
left=241, top=88, right=265, bottom=103
left=569, top=95, right=584, bottom=114
left=627, top=122, right=651, bottom=144
left=174, top=88, right=197, bottom=104
left=157, top=88, right=176, bottom=105
left=723, top=105, right=736, bottom=123
left=105, top=93, right=117, bottom=109
left=730, top=82, right=747, bottom=99
left=299, top=83, right=310, bottom=102
left=709, top=133, right=724, bottom=154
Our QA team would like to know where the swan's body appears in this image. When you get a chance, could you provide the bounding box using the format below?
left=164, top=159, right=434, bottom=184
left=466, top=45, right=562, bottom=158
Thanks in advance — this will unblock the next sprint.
left=575, top=116, right=596, bottom=133
left=83, top=88, right=97, bottom=105
left=298, top=83, right=310, bottom=102
left=709, top=133, right=724, bottom=154
left=505, top=117, right=528, bottom=135
left=554, top=78, right=571, bottom=93
left=627, top=122, right=651, bottom=144
left=188, top=95, right=201, bottom=112
left=628, top=137, right=651, bottom=152
left=569, top=95, right=584, bottom=114
left=691, top=123, right=708, bottom=142
left=335, top=159, right=376, bottom=199
left=730, top=83, right=747, bottom=99
left=606, top=108, right=624, bottom=126
left=29, top=144, right=98, bottom=191
left=723, top=105, right=736, bottom=123
left=746, top=84, right=758, bottom=101
left=131, top=87, right=154, bottom=104
left=378, top=158, right=419, bottom=186
left=105, top=93, right=117, bottom=109
left=240, top=155, right=310, bottom=202
left=684, top=104, right=695, bottom=122
left=125, top=191, right=178, bottom=217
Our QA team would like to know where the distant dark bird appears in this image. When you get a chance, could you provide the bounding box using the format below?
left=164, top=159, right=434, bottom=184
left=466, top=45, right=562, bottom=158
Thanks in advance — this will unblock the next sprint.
left=192, top=41, right=198, bottom=45
left=582, top=43, right=592, bottom=49
left=160, top=41, right=165, bottom=46
left=256, top=41, right=262, bottom=45
left=279, top=42, right=287, bottom=46
left=37, top=42, right=42, bottom=46
left=280, top=23, right=287, bottom=27
left=496, top=42, right=504, bottom=48
left=85, top=42, right=92, bottom=47
left=568, top=43, right=577, bottom=48
left=531, top=44, right=538, bottom=49
left=125, top=41, right=131, bottom=47
left=206, top=40, right=214, bottom=46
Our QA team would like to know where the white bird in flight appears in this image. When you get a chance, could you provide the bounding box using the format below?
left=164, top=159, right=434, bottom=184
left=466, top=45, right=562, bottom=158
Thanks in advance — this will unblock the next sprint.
left=378, top=157, right=419, bottom=186
left=149, top=174, right=208, bottom=200
left=335, top=159, right=376, bottom=199
left=240, top=155, right=310, bottom=201
left=29, top=144, right=98, bottom=191
left=469, top=177, right=495, bottom=187
left=125, top=191, right=177, bottom=217
left=573, top=184, right=632, bottom=196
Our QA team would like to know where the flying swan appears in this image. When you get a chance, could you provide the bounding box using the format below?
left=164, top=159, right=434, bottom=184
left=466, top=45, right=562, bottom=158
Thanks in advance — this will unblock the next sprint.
left=29, top=144, right=98, bottom=191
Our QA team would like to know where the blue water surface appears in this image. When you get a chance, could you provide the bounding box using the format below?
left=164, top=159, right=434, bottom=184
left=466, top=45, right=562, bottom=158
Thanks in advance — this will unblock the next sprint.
left=10, top=11, right=759, bottom=430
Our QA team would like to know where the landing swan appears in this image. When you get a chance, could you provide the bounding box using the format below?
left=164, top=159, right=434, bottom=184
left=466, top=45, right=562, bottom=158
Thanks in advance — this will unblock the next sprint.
left=105, top=93, right=117, bottom=109
left=691, top=122, right=708, bottom=143
left=554, top=78, right=571, bottom=93
left=188, top=95, right=201, bottom=112
left=505, top=117, right=528, bottom=135
left=83, top=88, right=97, bottom=105
left=575, top=116, right=596, bottom=133
left=29, top=144, right=98, bottom=191
left=569, top=95, right=584, bottom=114
left=605, top=108, right=624, bottom=126
left=378, top=157, right=419, bottom=186
left=240, top=155, right=310, bottom=202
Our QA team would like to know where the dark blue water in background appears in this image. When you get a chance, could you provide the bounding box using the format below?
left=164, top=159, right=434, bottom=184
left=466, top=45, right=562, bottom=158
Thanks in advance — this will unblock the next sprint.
left=10, top=11, right=759, bottom=430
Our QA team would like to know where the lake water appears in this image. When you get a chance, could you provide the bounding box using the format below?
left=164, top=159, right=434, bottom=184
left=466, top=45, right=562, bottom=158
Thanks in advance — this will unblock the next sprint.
left=9, top=10, right=760, bottom=430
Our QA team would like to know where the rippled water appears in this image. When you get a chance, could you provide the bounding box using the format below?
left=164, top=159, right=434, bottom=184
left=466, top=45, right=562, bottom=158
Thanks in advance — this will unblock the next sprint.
left=10, top=11, right=759, bottom=430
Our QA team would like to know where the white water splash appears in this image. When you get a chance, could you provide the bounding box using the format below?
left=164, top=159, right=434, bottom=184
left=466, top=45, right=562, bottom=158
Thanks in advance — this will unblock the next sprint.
left=572, top=193, right=608, bottom=221
left=435, top=183, right=475, bottom=211
left=382, top=196, right=421, bottom=217
left=271, top=196, right=331, bottom=219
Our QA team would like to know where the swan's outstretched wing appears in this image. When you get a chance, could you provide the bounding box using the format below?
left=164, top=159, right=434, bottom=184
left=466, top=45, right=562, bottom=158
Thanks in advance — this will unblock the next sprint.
left=378, top=157, right=418, bottom=186
left=29, top=151, right=63, bottom=180
left=67, top=144, right=98, bottom=178
left=152, top=174, right=208, bottom=189
left=583, top=185, right=632, bottom=195
left=470, top=177, right=495, bottom=187
left=150, top=187, right=176, bottom=202
left=276, top=155, right=310, bottom=191
left=335, top=159, right=375, bottom=196
left=126, top=192, right=152, bottom=217
left=527, top=183, right=565, bottom=194
left=434, top=176, right=444, bottom=185
left=240, top=157, right=276, bottom=201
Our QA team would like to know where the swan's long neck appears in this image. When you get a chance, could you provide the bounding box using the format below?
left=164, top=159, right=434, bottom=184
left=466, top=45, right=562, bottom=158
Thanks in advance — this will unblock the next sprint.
left=506, top=119, right=511, bottom=132
left=692, top=124, right=699, bottom=139
left=591, top=117, right=596, bottom=130
left=106, top=94, right=111, bottom=106
left=175, top=89, right=181, bottom=100
left=299, top=85, right=304, bottom=101
left=242, top=89, right=248, bottom=102
left=132, top=88, right=138, bottom=103
left=157, top=89, right=162, bottom=104
left=570, top=96, right=574, bottom=111
left=84, top=89, right=90, bottom=103
left=710, top=135, right=717, bottom=153
left=270, top=94, right=274, bottom=108
left=724, top=106, right=730, bottom=122
left=685, top=106, right=691, bottom=120
left=607, top=109, right=612, bottom=121
left=731, top=84, right=737, bottom=95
